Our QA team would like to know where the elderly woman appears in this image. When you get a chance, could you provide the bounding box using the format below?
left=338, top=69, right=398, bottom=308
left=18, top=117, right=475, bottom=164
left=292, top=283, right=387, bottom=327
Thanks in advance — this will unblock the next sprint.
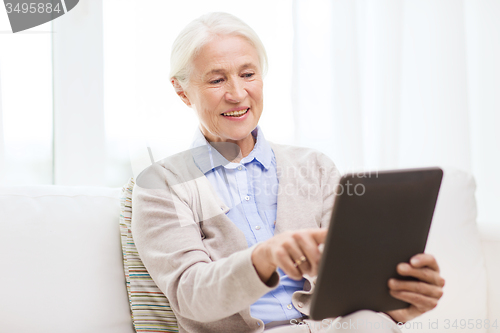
left=132, top=12, right=444, bottom=333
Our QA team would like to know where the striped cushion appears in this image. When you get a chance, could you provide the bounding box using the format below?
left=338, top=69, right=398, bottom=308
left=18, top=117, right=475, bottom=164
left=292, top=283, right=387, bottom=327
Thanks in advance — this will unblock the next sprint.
left=120, top=178, right=179, bottom=332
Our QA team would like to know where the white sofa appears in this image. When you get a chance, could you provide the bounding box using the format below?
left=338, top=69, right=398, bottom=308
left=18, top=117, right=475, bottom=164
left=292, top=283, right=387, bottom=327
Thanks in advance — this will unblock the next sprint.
left=1, top=168, right=499, bottom=333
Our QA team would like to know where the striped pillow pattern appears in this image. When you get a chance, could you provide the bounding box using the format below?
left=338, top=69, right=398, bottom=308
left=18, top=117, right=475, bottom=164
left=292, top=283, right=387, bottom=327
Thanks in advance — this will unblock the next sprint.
left=120, top=178, right=179, bottom=332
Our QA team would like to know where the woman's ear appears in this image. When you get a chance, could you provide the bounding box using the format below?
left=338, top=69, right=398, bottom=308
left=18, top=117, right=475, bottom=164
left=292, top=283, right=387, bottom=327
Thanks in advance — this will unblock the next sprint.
left=171, top=78, right=192, bottom=107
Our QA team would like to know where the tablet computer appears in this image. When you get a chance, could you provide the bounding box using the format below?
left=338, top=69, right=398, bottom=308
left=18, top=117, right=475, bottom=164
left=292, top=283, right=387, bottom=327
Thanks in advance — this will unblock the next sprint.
left=309, top=167, right=443, bottom=320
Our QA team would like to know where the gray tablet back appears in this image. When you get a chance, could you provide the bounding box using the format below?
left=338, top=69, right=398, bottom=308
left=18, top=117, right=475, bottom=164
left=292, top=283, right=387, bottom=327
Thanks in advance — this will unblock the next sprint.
left=309, top=167, right=443, bottom=320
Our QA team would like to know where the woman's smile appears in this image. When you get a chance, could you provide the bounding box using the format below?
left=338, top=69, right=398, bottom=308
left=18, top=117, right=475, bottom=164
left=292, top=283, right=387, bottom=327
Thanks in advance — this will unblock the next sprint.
left=221, top=107, right=249, bottom=118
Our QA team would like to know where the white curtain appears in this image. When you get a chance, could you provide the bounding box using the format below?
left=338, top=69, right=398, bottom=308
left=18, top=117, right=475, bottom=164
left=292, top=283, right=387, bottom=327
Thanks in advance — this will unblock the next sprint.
left=0, top=67, right=4, bottom=185
left=52, top=0, right=106, bottom=186
left=293, top=0, right=500, bottom=224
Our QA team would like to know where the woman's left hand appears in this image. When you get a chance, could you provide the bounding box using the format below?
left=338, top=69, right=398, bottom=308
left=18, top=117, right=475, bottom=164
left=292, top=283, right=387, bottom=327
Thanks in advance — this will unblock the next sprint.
left=386, top=253, right=445, bottom=323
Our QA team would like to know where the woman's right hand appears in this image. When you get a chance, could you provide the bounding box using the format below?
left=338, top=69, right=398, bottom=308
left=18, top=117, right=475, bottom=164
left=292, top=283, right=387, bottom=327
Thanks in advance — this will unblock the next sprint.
left=251, top=228, right=328, bottom=283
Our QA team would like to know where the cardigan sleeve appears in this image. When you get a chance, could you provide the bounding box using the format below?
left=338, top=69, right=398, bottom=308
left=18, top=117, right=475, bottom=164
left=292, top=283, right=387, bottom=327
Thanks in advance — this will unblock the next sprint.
left=131, top=163, right=280, bottom=323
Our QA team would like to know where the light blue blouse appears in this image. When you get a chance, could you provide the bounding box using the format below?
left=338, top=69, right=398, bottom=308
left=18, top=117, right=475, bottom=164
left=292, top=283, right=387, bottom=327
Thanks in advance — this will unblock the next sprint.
left=190, top=125, right=305, bottom=324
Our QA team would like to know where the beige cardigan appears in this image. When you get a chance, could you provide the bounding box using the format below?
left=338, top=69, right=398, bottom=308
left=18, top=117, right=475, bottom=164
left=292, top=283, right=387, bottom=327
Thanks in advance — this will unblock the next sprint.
left=131, top=142, right=340, bottom=333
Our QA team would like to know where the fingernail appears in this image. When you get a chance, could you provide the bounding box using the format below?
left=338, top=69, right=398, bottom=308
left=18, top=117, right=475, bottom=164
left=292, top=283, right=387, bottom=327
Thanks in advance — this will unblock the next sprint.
left=399, top=263, right=408, bottom=271
left=411, top=257, right=420, bottom=265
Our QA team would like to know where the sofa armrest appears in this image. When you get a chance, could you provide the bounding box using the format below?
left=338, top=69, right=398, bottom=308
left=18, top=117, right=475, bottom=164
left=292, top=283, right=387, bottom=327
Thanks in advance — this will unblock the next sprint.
left=479, top=222, right=500, bottom=326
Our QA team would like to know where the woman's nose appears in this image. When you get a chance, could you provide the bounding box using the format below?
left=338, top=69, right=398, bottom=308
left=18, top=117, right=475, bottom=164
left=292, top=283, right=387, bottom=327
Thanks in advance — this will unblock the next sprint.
left=224, top=79, right=247, bottom=103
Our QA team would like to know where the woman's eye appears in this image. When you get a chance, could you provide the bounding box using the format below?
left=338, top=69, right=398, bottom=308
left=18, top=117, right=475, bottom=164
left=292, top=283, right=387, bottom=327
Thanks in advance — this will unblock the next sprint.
left=243, top=73, right=254, bottom=78
left=210, top=79, right=223, bottom=84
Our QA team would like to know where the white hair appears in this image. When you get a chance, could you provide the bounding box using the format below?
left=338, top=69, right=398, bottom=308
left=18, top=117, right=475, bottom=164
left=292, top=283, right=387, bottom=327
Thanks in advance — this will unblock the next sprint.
left=170, top=12, right=268, bottom=88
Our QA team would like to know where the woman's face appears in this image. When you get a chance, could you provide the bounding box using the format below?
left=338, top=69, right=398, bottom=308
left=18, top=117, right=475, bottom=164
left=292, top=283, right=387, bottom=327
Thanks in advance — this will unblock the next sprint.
left=179, top=35, right=264, bottom=146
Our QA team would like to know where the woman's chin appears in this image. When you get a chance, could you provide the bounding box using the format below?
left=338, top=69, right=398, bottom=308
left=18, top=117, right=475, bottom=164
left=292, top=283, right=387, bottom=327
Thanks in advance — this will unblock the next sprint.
left=219, top=124, right=255, bottom=140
